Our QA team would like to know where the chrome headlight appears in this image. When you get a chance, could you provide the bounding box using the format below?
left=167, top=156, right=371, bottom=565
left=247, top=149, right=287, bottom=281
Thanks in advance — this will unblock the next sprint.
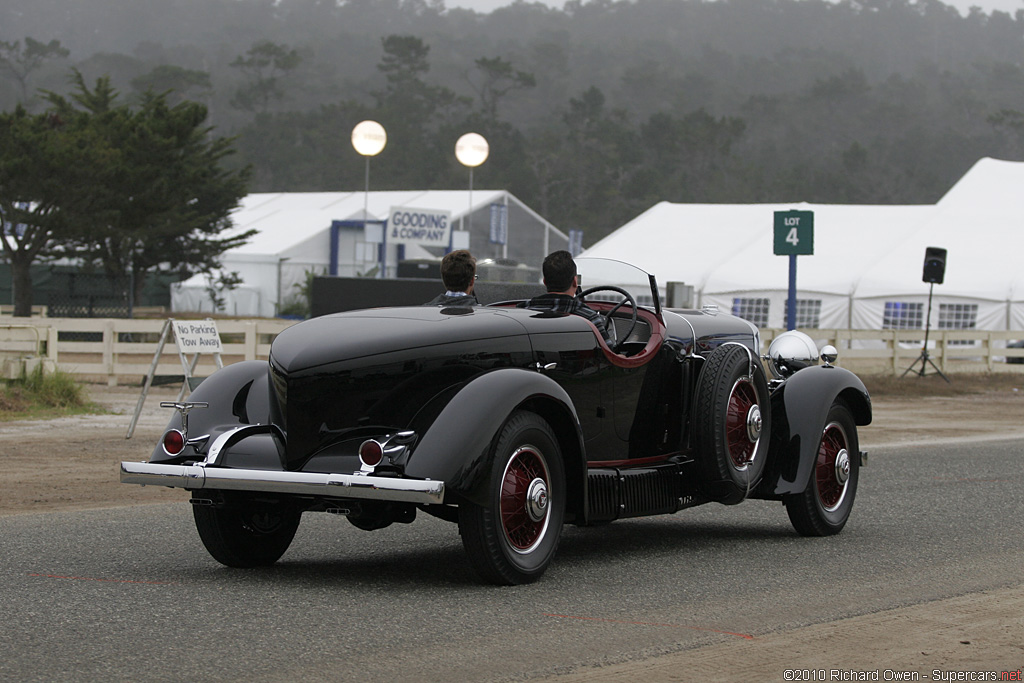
left=767, top=330, right=820, bottom=379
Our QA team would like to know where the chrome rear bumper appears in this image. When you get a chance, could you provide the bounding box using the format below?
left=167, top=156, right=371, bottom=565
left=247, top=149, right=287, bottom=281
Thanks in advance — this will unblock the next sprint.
left=119, top=461, right=444, bottom=505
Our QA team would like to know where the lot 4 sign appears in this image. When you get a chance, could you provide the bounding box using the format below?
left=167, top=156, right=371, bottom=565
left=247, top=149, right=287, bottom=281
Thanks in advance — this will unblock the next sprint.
left=388, top=207, right=452, bottom=247
left=773, top=210, right=814, bottom=256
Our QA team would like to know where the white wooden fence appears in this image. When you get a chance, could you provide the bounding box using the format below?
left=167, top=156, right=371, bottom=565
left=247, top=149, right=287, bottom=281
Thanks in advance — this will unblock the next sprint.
left=3, top=316, right=1024, bottom=385
left=760, top=328, right=1024, bottom=374
left=0, top=317, right=295, bottom=385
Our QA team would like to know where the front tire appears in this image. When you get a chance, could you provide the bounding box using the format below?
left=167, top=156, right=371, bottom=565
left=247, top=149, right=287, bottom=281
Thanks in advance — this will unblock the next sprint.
left=784, top=401, right=859, bottom=536
left=459, top=411, right=565, bottom=585
left=192, top=492, right=300, bottom=567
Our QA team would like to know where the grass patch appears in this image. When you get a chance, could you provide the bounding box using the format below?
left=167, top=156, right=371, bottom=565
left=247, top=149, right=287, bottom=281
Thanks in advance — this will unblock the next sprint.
left=0, top=366, right=102, bottom=421
left=861, top=372, right=1024, bottom=398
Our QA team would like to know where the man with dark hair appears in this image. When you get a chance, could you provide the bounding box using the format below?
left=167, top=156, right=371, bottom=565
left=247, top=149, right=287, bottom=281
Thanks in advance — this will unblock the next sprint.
left=425, top=249, right=479, bottom=306
left=527, top=250, right=611, bottom=342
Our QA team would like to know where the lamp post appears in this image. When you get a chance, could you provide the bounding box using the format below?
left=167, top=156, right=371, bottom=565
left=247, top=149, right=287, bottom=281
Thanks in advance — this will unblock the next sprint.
left=351, top=120, right=387, bottom=219
left=351, top=120, right=387, bottom=275
left=454, top=133, right=489, bottom=234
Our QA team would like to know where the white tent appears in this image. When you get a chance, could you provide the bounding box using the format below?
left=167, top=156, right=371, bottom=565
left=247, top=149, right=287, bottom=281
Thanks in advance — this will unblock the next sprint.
left=584, top=157, right=1024, bottom=333
left=854, top=158, right=1024, bottom=331
left=172, top=190, right=566, bottom=317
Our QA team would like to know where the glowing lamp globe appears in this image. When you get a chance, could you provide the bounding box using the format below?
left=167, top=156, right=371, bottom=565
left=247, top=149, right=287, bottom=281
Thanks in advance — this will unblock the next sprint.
left=351, top=120, right=387, bottom=157
left=455, top=133, right=489, bottom=167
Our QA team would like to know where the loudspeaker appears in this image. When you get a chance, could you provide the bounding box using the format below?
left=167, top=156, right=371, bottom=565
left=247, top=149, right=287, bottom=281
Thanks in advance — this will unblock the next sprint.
left=922, top=247, right=946, bottom=284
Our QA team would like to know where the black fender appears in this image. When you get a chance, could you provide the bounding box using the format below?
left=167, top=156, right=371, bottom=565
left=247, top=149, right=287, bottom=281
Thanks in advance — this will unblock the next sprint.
left=757, top=365, right=872, bottom=498
left=404, top=368, right=586, bottom=515
left=149, top=360, right=271, bottom=462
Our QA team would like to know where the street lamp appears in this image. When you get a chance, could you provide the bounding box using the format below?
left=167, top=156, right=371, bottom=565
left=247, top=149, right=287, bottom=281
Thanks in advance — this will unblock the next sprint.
left=351, top=120, right=387, bottom=220
left=455, top=132, right=489, bottom=233
left=352, top=120, right=387, bottom=276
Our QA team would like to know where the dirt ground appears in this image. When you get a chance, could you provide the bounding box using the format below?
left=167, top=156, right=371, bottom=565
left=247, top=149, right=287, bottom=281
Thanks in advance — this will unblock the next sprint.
left=0, top=383, right=192, bottom=514
left=2, top=375, right=1023, bottom=679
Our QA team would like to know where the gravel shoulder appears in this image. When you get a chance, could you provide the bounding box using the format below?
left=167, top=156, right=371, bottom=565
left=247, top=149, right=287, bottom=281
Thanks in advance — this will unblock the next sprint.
left=2, top=379, right=1023, bottom=680
left=0, top=383, right=190, bottom=515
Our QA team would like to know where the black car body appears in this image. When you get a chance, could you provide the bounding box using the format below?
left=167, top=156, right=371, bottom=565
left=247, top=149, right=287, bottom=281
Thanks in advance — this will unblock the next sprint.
left=121, top=259, right=871, bottom=584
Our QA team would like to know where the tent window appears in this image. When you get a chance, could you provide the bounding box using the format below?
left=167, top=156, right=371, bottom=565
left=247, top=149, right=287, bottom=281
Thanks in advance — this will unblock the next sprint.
left=784, top=299, right=822, bottom=328
left=731, top=298, right=769, bottom=327
left=587, top=291, right=656, bottom=307
left=882, top=302, right=923, bottom=329
left=938, top=303, right=978, bottom=346
left=938, top=303, right=977, bottom=330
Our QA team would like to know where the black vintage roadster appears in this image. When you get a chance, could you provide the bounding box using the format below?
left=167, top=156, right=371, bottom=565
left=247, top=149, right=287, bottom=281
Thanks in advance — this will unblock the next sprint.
left=121, top=259, right=871, bottom=584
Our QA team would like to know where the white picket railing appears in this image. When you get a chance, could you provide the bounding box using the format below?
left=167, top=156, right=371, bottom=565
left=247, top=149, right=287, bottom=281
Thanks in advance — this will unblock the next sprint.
left=3, top=316, right=1024, bottom=385
left=760, top=328, right=1024, bottom=374
left=1, top=317, right=296, bottom=385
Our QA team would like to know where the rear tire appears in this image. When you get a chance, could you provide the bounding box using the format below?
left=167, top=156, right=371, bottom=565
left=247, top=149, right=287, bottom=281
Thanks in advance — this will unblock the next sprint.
left=459, top=411, right=565, bottom=585
left=693, top=344, right=771, bottom=504
left=192, top=492, right=300, bottom=567
left=785, top=402, right=859, bottom=536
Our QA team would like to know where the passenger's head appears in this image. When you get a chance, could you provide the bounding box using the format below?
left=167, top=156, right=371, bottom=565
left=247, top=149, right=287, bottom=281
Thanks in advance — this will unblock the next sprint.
left=542, top=250, right=578, bottom=294
left=441, top=249, right=476, bottom=292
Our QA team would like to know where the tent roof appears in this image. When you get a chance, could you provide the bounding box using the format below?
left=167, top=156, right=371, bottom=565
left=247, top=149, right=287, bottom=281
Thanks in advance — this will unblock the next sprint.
left=856, top=158, right=1024, bottom=301
left=584, top=201, right=933, bottom=296
left=584, top=157, right=1024, bottom=302
left=937, top=157, right=1024, bottom=213
left=227, top=189, right=507, bottom=256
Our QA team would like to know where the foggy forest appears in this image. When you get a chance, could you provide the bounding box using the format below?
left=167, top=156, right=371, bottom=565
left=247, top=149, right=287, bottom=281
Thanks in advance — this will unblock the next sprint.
left=2, top=0, right=1024, bottom=240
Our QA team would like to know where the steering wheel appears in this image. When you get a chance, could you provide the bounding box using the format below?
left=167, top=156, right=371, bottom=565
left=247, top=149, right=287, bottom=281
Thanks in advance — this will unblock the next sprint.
left=579, top=285, right=637, bottom=352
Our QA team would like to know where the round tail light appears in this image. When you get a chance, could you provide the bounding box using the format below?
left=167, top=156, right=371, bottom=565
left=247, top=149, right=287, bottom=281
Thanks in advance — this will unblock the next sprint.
left=359, top=439, right=384, bottom=467
left=162, top=429, right=186, bottom=456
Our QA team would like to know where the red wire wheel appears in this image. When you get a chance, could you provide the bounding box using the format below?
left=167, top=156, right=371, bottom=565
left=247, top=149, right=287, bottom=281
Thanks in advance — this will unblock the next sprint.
left=499, top=446, right=551, bottom=552
left=725, top=378, right=761, bottom=470
left=815, top=421, right=851, bottom=512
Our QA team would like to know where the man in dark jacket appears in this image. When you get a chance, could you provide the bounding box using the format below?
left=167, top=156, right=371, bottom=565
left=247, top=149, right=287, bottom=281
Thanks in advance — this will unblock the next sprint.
left=425, top=249, right=479, bottom=306
left=527, top=250, right=611, bottom=343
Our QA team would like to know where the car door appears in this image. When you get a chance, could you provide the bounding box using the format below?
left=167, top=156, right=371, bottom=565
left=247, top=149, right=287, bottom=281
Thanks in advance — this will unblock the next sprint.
left=523, top=311, right=623, bottom=461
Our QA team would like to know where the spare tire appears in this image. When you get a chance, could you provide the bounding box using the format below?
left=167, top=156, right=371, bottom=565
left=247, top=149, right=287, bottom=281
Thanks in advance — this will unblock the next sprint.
left=693, top=343, right=771, bottom=504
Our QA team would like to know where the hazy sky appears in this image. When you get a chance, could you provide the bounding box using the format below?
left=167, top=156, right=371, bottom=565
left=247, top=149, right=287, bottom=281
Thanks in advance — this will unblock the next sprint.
left=445, top=0, right=1024, bottom=16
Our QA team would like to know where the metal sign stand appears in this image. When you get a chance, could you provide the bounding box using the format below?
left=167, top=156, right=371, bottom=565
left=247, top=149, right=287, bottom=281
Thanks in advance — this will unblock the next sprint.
left=773, top=210, right=815, bottom=331
left=125, top=318, right=223, bottom=439
left=900, top=282, right=950, bottom=383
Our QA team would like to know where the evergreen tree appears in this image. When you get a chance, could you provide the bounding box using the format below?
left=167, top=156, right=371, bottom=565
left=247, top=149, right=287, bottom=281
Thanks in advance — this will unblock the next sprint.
left=44, top=72, right=253, bottom=308
left=0, top=105, right=110, bottom=315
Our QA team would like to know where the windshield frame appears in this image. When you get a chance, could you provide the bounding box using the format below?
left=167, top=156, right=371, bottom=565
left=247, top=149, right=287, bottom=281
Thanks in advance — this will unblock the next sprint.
left=574, top=257, right=662, bottom=321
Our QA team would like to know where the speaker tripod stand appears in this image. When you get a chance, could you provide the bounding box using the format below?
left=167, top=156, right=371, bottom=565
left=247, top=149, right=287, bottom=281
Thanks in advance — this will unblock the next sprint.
left=901, top=282, right=951, bottom=383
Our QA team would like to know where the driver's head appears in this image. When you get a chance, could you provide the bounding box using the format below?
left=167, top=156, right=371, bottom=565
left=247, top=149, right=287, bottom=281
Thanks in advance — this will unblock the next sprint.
left=542, top=250, right=578, bottom=294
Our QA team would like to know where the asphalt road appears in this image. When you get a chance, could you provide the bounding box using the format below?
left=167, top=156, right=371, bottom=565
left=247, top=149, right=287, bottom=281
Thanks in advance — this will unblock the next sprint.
left=1, top=438, right=1021, bottom=682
